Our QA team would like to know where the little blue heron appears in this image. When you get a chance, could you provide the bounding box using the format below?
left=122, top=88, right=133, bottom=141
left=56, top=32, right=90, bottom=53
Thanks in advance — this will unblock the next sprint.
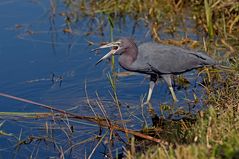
left=94, top=38, right=216, bottom=103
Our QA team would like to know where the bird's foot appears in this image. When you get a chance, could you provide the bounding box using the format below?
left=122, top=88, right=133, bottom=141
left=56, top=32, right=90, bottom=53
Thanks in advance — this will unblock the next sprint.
left=143, top=100, right=154, bottom=109
left=142, top=101, right=155, bottom=115
left=143, top=100, right=150, bottom=105
left=173, top=98, right=179, bottom=103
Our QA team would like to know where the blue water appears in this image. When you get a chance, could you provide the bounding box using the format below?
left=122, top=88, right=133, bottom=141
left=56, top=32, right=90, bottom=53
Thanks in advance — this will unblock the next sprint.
left=0, top=0, right=205, bottom=158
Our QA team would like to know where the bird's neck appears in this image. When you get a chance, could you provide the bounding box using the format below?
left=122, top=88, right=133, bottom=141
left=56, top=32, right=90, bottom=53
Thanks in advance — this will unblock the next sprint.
left=119, top=47, right=138, bottom=71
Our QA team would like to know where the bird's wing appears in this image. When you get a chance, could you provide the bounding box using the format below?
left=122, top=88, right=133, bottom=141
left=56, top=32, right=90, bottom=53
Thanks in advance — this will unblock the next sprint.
left=136, top=42, right=216, bottom=74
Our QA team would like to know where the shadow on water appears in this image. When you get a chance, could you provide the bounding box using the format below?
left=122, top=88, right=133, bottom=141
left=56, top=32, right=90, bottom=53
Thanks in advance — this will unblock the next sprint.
left=0, top=0, right=214, bottom=158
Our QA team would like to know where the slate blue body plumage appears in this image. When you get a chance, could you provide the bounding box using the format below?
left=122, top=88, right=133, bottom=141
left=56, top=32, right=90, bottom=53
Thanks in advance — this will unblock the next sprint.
left=96, top=38, right=216, bottom=103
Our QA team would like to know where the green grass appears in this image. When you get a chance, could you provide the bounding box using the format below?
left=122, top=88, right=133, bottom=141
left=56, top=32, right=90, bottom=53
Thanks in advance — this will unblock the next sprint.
left=135, top=105, right=239, bottom=159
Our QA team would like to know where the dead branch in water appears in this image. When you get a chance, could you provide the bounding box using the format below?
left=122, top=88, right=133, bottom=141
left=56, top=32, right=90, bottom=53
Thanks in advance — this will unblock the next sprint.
left=0, top=92, right=166, bottom=144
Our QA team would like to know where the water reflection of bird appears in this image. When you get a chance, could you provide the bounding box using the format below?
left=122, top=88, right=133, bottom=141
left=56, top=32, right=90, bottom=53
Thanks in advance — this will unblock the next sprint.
left=94, top=38, right=216, bottom=104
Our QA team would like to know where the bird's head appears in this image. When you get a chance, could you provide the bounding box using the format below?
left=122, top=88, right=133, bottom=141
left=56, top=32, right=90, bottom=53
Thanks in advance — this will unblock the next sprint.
left=94, top=38, right=135, bottom=65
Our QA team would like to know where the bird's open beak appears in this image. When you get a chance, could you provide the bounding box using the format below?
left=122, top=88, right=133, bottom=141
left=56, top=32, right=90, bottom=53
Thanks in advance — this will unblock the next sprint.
left=95, top=49, right=117, bottom=65
left=94, top=41, right=121, bottom=65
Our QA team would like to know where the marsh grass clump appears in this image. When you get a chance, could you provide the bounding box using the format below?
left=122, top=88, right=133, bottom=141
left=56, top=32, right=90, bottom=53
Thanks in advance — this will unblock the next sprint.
left=136, top=106, right=239, bottom=159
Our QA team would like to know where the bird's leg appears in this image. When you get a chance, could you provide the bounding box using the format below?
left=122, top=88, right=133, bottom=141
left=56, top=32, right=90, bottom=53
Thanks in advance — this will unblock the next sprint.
left=162, top=74, right=178, bottom=102
left=169, top=87, right=178, bottom=102
left=144, top=75, right=157, bottom=105
left=145, top=81, right=155, bottom=104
